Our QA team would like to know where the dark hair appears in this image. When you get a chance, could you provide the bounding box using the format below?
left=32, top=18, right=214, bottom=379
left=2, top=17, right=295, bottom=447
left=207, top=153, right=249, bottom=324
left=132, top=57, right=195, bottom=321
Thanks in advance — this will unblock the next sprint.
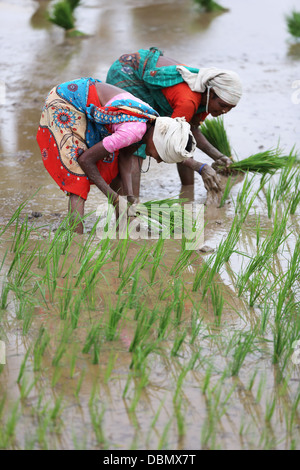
left=185, top=134, right=194, bottom=152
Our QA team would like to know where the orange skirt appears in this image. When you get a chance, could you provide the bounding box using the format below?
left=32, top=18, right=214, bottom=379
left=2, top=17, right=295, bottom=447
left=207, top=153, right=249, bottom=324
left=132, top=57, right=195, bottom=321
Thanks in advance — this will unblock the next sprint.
left=36, top=83, right=119, bottom=200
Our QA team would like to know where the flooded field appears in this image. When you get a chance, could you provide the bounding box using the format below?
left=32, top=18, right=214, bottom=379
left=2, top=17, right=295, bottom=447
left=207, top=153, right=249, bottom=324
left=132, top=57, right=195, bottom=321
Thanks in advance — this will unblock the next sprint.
left=0, top=0, right=300, bottom=450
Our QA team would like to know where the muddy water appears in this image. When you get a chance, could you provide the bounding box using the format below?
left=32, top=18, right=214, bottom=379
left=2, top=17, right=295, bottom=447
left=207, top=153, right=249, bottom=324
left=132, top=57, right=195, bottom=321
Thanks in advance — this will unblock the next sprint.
left=0, top=0, right=300, bottom=450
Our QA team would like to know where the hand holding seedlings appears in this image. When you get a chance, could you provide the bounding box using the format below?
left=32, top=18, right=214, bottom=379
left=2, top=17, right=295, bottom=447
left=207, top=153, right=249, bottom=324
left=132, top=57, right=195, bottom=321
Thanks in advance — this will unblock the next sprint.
left=212, top=155, right=234, bottom=175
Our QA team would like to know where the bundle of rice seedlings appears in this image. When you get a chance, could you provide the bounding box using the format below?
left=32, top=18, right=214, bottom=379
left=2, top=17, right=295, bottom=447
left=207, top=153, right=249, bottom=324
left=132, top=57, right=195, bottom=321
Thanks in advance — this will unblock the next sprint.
left=200, top=117, right=232, bottom=157
left=132, top=197, right=190, bottom=235
left=229, top=150, right=298, bottom=176
left=48, top=0, right=84, bottom=36
left=48, top=1, right=75, bottom=30
left=201, top=117, right=298, bottom=175
left=286, top=11, right=300, bottom=39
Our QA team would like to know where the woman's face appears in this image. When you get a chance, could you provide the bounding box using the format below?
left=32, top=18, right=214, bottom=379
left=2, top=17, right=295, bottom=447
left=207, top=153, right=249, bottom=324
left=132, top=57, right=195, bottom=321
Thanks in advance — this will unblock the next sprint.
left=208, top=90, right=236, bottom=117
left=144, top=126, right=163, bottom=163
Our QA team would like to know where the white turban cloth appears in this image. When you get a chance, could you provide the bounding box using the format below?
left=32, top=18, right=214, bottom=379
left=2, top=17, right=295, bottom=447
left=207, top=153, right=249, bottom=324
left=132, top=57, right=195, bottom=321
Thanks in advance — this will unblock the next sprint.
left=176, top=65, right=242, bottom=106
left=152, top=117, right=196, bottom=163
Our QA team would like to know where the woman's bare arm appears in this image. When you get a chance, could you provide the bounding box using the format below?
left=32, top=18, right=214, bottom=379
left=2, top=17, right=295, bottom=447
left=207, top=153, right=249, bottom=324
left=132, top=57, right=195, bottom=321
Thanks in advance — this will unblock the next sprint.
left=77, top=141, right=119, bottom=204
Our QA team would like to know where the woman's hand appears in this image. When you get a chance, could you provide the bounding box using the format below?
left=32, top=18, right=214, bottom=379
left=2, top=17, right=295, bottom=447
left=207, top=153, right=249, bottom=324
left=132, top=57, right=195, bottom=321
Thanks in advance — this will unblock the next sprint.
left=201, top=165, right=221, bottom=192
left=212, top=155, right=234, bottom=175
left=113, top=194, right=138, bottom=220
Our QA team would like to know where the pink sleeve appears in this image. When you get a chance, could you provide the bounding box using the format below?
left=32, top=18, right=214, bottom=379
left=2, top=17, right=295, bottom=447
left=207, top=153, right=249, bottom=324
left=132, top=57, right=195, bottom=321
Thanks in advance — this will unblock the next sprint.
left=102, top=121, right=147, bottom=154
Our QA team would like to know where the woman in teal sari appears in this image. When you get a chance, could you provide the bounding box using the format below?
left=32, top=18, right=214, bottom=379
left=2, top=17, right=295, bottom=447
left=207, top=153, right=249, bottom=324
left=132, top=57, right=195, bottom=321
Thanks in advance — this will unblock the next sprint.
left=107, top=47, right=242, bottom=194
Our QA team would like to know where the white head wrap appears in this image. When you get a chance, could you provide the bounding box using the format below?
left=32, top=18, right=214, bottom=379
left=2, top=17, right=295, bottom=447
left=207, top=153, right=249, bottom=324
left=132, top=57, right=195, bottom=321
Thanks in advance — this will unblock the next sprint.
left=152, top=117, right=196, bottom=164
left=176, top=65, right=242, bottom=111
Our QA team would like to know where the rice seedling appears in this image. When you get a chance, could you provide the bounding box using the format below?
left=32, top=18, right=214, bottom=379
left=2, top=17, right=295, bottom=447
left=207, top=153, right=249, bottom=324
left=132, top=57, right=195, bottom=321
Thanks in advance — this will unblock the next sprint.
left=18, top=374, right=37, bottom=401
left=117, top=237, right=130, bottom=278
left=82, top=321, right=102, bottom=355
left=228, top=329, right=256, bottom=377
left=22, top=301, right=35, bottom=336
left=210, top=282, right=224, bottom=326
left=265, top=182, right=273, bottom=218
left=173, top=351, right=201, bottom=403
left=75, top=236, right=113, bottom=291
left=127, top=270, right=141, bottom=309
left=129, top=306, right=158, bottom=353
left=255, top=373, right=266, bottom=404
left=89, top=402, right=106, bottom=447
left=290, top=188, right=300, bottom=214
left=0, top=280, right=10, bottom=310
left=194, top=214, right=242, bottom=297
left=70, top=292, right=83, bottom=330
left=265, top=395, right=276, bottom=423
left=104, top=352, right=118, bottom=384
left=58, top=274, right=74, bottom=320
left=200, top=117, right=232, bottom=157
left=149, top=237, right=165, bottom=284
left=201, top=364, right=213, bottom=395
left=129, top=370, right=150, bottom=413
left=247, top=368, right=258, bottom=392
left=17, top=347, right=31, bottom=384
left=50, top=395, right=64, bottom=421
left=116, top=244, right=152, bottom=294
left=157, top=304, right=173, bottom=340
left=51, top=364, right=63, bottom=388
left=52, top=324, right=73, bottom=367
left=129, top=341, right=160, bottom=371
left=105, top=297, right=127, bottom=342
left=189, top=308, right=205, bottom=345
left=9, top=246, right=38, bottom=290
left=170, top=329, right=188, bottom=357
left=237, top=207, right=291, bottom=297
left=169, top=244, right=194, bottom=276
left=286, top=10, right=300, bottom=39
left=33, top=326, right=50, bottom=372
left=74, top=368, right=86, bottom=399
left=172, top=277, right=186, bottom=327
left=260, top=296, right=273, bottom=335
left=0, top=400, right=19, bottom=449
left=174, top=397, right=185, bottom=438
left=248, top=271, right=270, bottom=307
left=0, top=192, right=37, bottom=238
left=219, top=175, right=232, bottom=207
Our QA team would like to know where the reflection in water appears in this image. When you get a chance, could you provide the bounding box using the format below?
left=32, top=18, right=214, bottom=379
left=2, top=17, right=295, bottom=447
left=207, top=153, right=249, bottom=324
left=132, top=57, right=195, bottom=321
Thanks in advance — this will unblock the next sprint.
left=30, top=0, right=52, bottom=29
left=130, top=1, right=224, bottom=50
left=287, top=42, right=300, bottom=60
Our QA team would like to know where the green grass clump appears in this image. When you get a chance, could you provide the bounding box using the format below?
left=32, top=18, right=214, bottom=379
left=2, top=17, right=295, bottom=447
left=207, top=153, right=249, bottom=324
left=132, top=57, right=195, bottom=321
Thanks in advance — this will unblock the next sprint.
left=286, top=11, right=300, bottom=39
left=48, top=0, right=85, bottom=35
left=194, top=0, right=227, bottom=12
left=48, top=1, right=75, bottom=30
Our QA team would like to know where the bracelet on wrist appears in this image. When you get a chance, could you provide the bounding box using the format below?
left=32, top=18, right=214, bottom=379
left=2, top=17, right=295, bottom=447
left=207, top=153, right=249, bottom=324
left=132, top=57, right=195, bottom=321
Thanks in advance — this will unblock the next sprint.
left=198, top=163, right=207, bottom=175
